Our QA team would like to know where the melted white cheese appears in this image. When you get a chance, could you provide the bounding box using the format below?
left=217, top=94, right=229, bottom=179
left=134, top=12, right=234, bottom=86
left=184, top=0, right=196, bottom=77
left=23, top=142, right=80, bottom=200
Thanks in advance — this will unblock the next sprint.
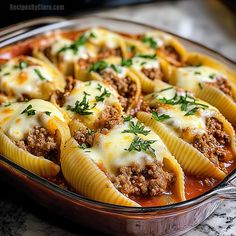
left=50, top=36, right=96, bottom=62
left=103, top=65, right=128, bottom=79
left=144, top=31, right=172, bottom=47
left=64, top=80, right=120, bottom=123
left=175, top=66, right=222, bottom=91
left=1, top=99, right=65, bottom=141
left=88, top=119, right=168, bottom=175
left=0, top=56, right=56, bottom=98
left=151, top=87, right=216, bottom=136
left=131, top=56, right=159, bottom=71
left=85, top=28, right=121, bottom=49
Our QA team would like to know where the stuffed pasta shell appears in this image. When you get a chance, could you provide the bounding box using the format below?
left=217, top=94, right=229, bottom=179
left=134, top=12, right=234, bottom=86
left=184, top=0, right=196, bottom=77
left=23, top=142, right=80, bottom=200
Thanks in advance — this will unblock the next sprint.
left=54, top=79, right=123, bottom=131
left=61, top=117, right=185, bottom=206
left=165, top=53, right=236, bottom=126
left=0, top=99, right=70, bottom=177
left=0, top=56, right=65, bottom=103
left=137, top=81, right=236, bottom=180
left=35, top=28, right=127, bottom=76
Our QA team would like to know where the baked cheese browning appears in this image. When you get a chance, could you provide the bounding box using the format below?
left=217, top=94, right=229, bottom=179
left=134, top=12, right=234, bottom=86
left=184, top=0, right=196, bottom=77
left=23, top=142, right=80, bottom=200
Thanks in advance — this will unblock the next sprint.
left=141, top=84, right=235, bottom=171
left=192, top=117, right=230, bottom=171
left=109, top=159, right=175, bottom=197
left=13, top=126, right=59, bottom=162
left=100, top=70, right=137, bottom=111
left=0, top=56, right=64, bottom=101
left=174, top=66, right=235, bottom=101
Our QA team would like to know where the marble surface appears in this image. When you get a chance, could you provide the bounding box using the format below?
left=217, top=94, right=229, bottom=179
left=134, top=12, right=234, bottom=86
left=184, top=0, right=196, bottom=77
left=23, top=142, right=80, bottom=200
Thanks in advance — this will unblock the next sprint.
left=1, top=0, right=236, bottom=236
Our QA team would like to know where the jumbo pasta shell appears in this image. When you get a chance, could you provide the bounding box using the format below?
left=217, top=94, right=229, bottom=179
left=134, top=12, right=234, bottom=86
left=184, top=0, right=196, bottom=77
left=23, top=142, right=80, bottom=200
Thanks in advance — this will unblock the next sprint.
left=137, top=112, right=226, bottom=180
left=195, top=84, right=236, bottom=127
left=0, top=130, right=60, bottom=177
left=61, top=137, right=139, bottom=207
left=89, top=70, right=142, bottom=114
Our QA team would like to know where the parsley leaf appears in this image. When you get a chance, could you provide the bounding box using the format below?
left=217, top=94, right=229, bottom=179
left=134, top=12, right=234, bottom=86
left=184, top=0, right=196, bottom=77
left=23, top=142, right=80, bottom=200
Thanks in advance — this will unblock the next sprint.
left=66, top=92, right=95, bottom=115
left=95, top=88, right=111, bottom=102
left=111, top=64, right=121, bottom=73
left=21, top=104, right=36, bottom=116
left=34, top=69, right=47, bottom=81
left=89, top=61, right=108, bottom=72
left=121, top=58, right=133, bottom=67
left=142, top=36, right=157, bottom=49
left=45, top=111, right=51, bottom=116
left=122, top=120, right=151, bottom=136
left=126, top=136, right=156, bottom=157
left=19, top=61, right=28, bottom=70
left=152, top=111, right=170, bottom=121
left=137, top=54, right=156, bottom=59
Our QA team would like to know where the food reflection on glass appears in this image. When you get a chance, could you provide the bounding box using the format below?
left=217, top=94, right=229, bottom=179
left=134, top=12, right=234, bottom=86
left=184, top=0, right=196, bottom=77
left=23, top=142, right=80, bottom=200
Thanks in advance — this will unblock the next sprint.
left=0, top=27, right=236, bottom=207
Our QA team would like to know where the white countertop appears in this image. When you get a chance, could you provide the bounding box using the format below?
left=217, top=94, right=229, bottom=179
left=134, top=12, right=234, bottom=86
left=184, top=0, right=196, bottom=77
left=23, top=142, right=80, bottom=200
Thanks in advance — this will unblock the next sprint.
left=1, top=0, right=236, bottom=235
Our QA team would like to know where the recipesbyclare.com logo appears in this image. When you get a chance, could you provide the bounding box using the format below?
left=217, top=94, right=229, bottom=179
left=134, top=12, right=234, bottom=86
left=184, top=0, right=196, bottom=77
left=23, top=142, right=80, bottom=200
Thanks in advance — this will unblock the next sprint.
left=9, top=4, right=64, bottom=11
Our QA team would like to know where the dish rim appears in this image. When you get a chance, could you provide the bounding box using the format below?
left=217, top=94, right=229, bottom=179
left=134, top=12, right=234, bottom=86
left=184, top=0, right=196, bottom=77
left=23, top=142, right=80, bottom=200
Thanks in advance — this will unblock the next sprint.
left=0, top=15, right=236, bottom=213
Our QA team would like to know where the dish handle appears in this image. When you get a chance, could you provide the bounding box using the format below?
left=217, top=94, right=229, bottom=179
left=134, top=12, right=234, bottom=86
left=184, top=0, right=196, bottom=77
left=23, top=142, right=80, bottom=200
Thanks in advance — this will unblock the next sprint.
left=214, top=170, right=236, bottom=200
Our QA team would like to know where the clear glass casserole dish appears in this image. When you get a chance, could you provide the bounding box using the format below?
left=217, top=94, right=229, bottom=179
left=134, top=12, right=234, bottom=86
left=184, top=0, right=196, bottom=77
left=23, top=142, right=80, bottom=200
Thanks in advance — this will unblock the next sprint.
left=0, top=16, right=236, bottom=236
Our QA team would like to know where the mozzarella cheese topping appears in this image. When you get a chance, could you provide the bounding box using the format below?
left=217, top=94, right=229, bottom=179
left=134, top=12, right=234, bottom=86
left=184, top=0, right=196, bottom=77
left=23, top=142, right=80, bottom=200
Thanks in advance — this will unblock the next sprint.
left=144, top=31, right=172, bottom=48
left=51, top=35, right=96, bottom=62
left=175, top=66, right=222, bottom=91
left=85, top=28, right=121, bottom=49
left=0, top=99, right=65, bottom=141
left=88, top=119, right=168, bottom=175
left=0, top=56, right=59, bottom=98
left=150, top=86, right=216, bottom=136
left=131, top=56, right=159, bottom=71
left=64, top=80, right=120, bottom=124
left=103, top=65, right=128, bottom=79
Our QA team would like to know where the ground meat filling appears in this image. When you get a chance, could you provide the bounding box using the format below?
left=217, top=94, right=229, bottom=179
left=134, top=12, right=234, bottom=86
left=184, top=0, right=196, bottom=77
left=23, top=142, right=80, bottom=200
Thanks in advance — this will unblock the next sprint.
left=77, top=57, right=97, bottom=70
left=55, top=76, right=75, bottom=106
left=207, top=77, right=235, bottom=101
left=109, top=160, right=175, bottom=197
left=95, top=106, right=122, bottom=134
left=14, top=126, right=58, bottom=162
left=141, top=67, right=163, bottom=81
left=192, top=117, right=230, bottom=170
left=73, top=127, right=95, bottom=148
left=158, top=46, right=182, bottom=67
left=100, top=71, right=137, bottom=111
left=98, top=47, right=122, bottom=59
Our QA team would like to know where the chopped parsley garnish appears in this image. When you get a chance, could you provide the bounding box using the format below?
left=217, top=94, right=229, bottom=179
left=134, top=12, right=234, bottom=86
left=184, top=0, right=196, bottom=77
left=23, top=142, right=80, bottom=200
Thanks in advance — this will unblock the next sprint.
left=184, top=107, right=199, bottom=116
left=95, top=88, right=111, bottom=102
left=3, top=72, right=10, bottom=76
left=137, top=54, right=156, bottom=59
left=122, top=120, right=151, bottom=136
left=21, top=105, right=36, bottom=116
left=140, top=62, right=147, bottom=66
left=34, top=69, right=47, bottom=81
left=126, top=136, right=156, bottom=157
left=123, top=115, right=132, bottom=122
left=121, top=58, right=133, bottom=67
left=45, top=111, right=51, bottom=116
left=152, top=111, right=170, bottom=121
left=194, top=71, right=201, bottom=75
left=3, top=102, right=12, bottom=107
left=198, top=83, right=203, bottom=90
left=159, top=87, right=173, bottom=93
left=66, top=92, right=95, bottom=115
left=89, top=32, right=96, bottom=38
left=19, top=61, right=28, bottom=70
left=157, top=91, right=208, bottom=116
left=57, top=34, right=87, bottom=55
left=129, top=45, right=136, bottom=53
left=195, top=63, right=202, bottom=67
left=142, top=36, right=157, bottom=49
left=96, top=83, right=103, bottom=91
left=79, top=143, right=88, bottom=149
left=209, top=73, right=216, bottom=79
left=111, top=64, right=121, bottom=73
left=89, top=61, right=108, bottom=72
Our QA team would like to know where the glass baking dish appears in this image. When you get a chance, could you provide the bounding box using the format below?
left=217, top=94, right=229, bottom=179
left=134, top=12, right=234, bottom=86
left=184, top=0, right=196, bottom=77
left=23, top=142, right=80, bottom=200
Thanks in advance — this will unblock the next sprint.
left=0, top=16, right=236, bottom=236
